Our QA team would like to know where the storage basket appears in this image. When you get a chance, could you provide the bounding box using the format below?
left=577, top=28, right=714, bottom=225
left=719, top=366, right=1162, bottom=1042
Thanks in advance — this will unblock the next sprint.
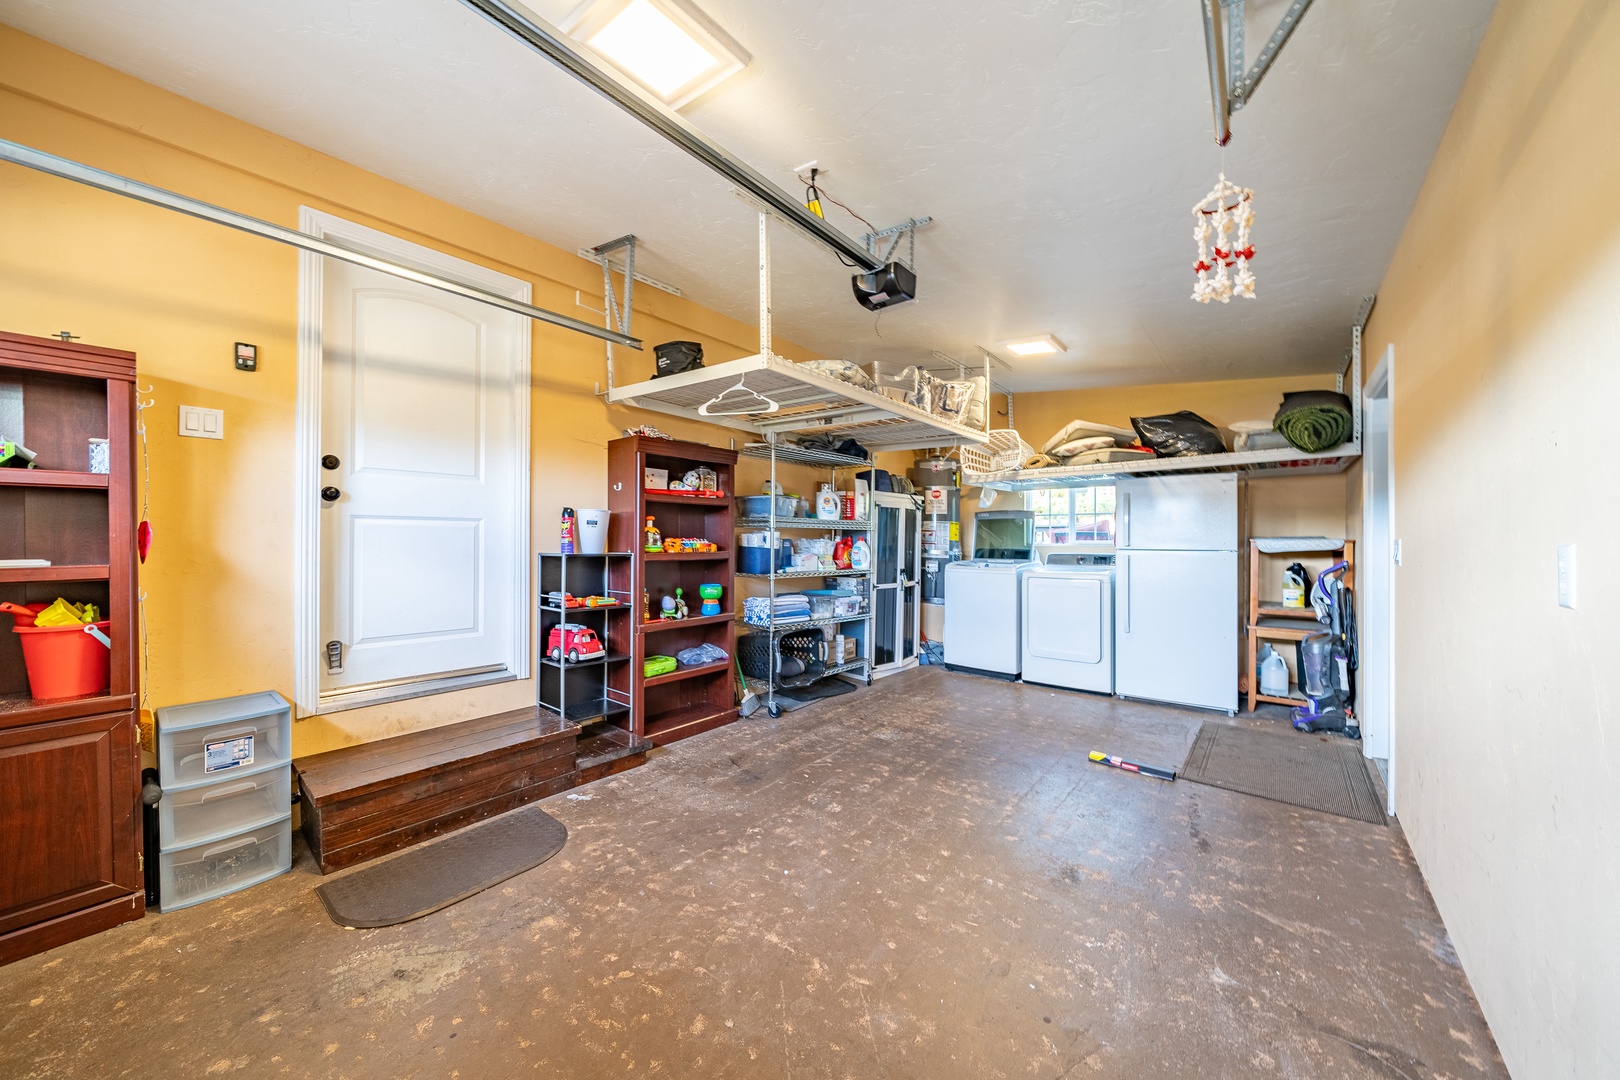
left=956, top=429, right=1034, bottom=477
left=738, top=632, right=775, bottom=680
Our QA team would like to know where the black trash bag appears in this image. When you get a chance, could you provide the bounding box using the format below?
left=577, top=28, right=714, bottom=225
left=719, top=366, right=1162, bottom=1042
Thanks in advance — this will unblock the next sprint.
left=653, top=340, right=704, bottom=378
left=1130, top=411, right=1227, bottom=456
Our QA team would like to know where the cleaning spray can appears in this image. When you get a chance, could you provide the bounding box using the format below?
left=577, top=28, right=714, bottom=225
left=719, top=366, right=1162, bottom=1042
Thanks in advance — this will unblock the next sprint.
left=560, top=507, right=576, bottom=554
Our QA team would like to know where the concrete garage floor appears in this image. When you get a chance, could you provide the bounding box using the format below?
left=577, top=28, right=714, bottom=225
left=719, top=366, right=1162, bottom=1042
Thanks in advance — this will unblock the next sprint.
left=1, top=668, right=1504, bottom=1079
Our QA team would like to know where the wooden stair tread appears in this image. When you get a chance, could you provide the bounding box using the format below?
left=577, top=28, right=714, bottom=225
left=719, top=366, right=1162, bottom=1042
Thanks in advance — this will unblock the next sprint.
left=295, top=706, right=572, bottom=798
left=293, top=707, right=578, bottom=874
left=576, top=725, right=653, bottom=771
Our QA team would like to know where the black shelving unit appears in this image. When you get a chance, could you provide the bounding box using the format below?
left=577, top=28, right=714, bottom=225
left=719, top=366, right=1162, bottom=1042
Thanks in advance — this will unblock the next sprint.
left=537, top=553, right=634, bottom=728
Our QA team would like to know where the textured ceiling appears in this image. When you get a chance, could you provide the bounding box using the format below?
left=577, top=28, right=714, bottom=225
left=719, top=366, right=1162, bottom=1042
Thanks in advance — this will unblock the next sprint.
left=0, top=0, right=1495, bottom=391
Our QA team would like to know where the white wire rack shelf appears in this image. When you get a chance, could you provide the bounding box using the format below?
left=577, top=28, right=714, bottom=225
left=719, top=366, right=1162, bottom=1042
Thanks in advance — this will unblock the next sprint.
left=607, top=353, right=989, bottom=451
left=738, top=442, right=875, bottom=468
left=739, top=612, right=874, bottom=633
left=737, top=567, right=870, bottom=579
left=963, top=444, right=1359, bottom=490
left=736, top=518, right=872, bottom=531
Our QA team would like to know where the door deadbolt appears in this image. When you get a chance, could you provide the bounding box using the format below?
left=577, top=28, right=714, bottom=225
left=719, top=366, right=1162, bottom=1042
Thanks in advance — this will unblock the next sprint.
left=321, top=486, right=341, bottom=502
left=321, top=454, right=340, bottom=470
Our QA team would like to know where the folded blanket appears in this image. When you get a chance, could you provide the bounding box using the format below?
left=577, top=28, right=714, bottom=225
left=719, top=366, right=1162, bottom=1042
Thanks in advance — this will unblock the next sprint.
left=1273, top=391, right=1354, bottom=452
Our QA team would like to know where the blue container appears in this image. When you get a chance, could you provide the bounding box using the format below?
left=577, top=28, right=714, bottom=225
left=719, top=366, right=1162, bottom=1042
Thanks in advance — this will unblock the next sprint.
left=739, top=541, right=791, bottom=575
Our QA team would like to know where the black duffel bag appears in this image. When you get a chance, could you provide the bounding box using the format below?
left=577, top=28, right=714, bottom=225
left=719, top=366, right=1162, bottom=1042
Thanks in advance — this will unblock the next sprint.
left=653, top=340, right=704, bottom=378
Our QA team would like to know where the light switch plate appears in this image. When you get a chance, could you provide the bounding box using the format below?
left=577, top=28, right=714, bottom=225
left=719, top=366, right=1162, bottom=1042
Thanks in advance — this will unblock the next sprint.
left=1558, top=544, right=1576, bottom=609
left=178, top=405, right=224, bottom=440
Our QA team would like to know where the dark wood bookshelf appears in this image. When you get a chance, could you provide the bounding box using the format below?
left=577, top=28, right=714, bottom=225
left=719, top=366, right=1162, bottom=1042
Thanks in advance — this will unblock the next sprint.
left=607, top=435, right=739, bottom=746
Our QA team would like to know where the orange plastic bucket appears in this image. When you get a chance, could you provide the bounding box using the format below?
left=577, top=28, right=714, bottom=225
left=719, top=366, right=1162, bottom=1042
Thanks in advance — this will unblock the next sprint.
left=14, top=620, right=112, bottom=700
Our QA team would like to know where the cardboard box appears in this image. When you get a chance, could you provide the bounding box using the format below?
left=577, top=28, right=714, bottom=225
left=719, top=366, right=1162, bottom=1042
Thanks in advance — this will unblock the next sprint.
left=644, top=467, right=668, bottom=490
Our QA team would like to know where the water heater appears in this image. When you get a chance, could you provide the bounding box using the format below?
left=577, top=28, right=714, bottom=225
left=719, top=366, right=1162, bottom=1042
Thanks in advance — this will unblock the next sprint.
left=910, top=457, right=961, bottom=605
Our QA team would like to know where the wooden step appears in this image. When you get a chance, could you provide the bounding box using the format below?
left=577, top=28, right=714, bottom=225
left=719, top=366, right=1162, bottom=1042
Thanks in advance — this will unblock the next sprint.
left=574, top=722, right=653, bottom=785
left=294, top=707, right=576, bottom=874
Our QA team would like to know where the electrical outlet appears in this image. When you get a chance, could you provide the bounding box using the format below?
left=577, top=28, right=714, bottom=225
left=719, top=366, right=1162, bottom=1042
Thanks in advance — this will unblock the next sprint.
left=178, top=405, right=224, bottom=440
left=1558, top=544, right=1576, bottom=609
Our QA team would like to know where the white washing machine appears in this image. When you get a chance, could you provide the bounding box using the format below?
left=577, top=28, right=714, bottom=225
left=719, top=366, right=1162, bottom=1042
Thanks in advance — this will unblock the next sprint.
left=1021, top=553, right=1114, bottom=693
left=943, top=559, right=1037, bottom=678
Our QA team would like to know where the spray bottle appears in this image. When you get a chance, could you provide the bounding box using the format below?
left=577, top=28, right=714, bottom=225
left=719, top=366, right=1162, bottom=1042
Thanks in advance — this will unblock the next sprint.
left=560, top=507, right=576, bottom=554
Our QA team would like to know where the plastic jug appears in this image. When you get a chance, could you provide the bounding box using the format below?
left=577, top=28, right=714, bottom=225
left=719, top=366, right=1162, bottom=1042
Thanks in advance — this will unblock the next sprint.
left=1259, top=647, right=1290, bottom=697
left=1282, top=563, right=1309, bottom=608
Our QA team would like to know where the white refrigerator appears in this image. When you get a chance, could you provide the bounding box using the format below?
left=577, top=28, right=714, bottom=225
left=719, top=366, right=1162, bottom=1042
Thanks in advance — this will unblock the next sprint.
left=1114, top=473, right=1238, bottom=713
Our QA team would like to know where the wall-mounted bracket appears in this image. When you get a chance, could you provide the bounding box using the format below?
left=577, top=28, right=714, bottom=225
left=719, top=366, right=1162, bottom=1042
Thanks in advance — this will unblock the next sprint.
left=860, top=217, right=933, bottom=269
left=1202, top=0, right=1316, bottom=144
left=592, top=234, right=636, bottom=394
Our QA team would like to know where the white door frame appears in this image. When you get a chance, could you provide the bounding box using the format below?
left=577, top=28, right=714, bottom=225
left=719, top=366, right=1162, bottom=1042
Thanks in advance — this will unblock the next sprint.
left=1360, top=344, right=1396, bottom=815
left=295, top=209, right=531, bottom=715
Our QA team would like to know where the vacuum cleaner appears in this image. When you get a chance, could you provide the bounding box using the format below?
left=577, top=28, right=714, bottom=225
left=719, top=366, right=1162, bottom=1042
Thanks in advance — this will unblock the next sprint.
left=1292, top=560, right=1359, bottom=736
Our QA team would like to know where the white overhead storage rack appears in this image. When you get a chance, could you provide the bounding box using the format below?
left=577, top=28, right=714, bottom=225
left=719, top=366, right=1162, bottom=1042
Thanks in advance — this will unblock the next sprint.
left=963, top=443, right=1357, bottom=490
left=963, top=299, right=1374, bottom=491
left=604, top=205, right=987, bottom=452
left=608, top=352, right=989, bottom=451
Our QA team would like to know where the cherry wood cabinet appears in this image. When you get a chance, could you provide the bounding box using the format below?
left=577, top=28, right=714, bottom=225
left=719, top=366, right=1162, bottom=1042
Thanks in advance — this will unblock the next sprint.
left=0, top=331, right=142, bottom=966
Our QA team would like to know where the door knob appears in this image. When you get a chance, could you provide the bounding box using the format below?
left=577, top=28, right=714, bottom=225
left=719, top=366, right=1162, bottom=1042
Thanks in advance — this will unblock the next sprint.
left=321, top=454, right=340, bottom=470
left=321, top=486, right=341, bottom=502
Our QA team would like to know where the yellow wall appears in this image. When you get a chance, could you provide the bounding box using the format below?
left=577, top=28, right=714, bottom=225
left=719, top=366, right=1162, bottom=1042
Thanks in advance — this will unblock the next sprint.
left=1010, top=372, right=1338, bottom=451
left=1360, top=0, right=1620, bottom=1073
left=0, top=27, right=825, bottom=756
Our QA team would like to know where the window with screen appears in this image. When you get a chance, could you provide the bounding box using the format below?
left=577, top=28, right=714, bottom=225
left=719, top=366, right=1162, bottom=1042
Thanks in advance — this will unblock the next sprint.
left=1029, top=485, right=1116, bottom=545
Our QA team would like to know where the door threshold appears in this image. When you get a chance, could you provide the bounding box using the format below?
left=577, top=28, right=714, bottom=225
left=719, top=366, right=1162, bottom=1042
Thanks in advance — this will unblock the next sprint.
left=309, top=669, right=517, bottom=716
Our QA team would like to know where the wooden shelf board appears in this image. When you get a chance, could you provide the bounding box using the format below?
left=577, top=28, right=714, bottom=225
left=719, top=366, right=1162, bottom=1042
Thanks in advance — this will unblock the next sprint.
left=643, top=703, right=738, bottom=746
left=0, top=470, right=109, bottom=489
left=637, top=611, right=734, bottom=634
left=1256, top=606, right=1319, bottom=620
left=644, top=659, right=732, bottom=688
left=1253, top=692, right=1308, bottom=707
left=642, top=490, right=731, bottom=506
left=643, top=551, right=731, bottom=562
left=1250, top=620, right=1322, bottom=641
left=0, top=564, right=111, bottom=583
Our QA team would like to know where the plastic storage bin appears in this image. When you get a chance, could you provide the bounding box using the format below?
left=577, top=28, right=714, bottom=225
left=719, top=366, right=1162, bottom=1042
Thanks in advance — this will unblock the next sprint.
left=159, top=763, right=291, bottom=849
left=158, top=817, right=291, bottom=912
left=803, top=590, right=841, bottom=619
left=736, top=494, right=799, bottom=519
left=157, top=691, right=291, bottom=789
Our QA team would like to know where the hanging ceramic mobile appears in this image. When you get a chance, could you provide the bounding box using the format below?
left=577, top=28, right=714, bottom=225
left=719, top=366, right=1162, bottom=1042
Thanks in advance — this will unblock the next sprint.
left=1191, top=174, right=1256, bottom=304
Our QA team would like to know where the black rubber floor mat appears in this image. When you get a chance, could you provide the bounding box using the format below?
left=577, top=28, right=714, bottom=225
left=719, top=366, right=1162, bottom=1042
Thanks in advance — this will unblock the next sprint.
left=1181, top=723, right=1387, bottom=826
left=315, top=804, right=567, bottom=928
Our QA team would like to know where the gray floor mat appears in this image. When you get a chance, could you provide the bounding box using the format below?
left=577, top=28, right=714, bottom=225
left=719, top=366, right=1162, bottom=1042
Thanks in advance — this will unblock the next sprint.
left=315, top=804, right=567, bottom=928
left=1181, top=722, right=1387, bottom=826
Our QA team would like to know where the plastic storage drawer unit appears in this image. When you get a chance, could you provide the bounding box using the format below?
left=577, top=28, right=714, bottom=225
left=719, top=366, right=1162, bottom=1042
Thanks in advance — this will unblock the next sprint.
left=159, top=763, right=291, bottom=849
left=155, top=691, right=294, bottom=912
left=157, top=690, right=291, bottom=789
left=158, top=818, right=292, bottom=912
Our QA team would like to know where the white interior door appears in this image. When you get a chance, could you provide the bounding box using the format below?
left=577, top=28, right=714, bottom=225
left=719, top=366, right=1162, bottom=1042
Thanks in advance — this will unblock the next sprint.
left=314, top=240, right=528, bottom=702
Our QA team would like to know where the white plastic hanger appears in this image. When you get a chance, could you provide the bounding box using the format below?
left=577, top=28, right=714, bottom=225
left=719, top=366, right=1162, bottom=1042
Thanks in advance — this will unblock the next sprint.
left=699, top=377, right=778, bottom=416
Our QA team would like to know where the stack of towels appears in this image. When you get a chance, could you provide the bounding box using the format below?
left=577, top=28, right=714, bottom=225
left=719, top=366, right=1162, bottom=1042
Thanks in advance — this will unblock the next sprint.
left=743, top=593, right=811, bottom=627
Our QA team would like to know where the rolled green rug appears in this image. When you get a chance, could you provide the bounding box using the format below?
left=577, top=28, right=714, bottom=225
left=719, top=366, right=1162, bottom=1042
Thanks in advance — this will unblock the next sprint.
left=1273, top=390, right=1354, bottom=453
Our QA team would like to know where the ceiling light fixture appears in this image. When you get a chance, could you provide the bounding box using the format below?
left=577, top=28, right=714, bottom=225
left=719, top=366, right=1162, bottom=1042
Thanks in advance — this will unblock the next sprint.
left=1002, top=335, right=1066, bottom=357
left=564, top=0, right=750, bottom=108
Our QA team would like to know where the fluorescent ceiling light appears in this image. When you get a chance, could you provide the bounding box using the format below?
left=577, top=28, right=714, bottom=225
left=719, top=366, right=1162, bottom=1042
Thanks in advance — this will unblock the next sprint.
left=565, top=0, right=750, bottom=108
left=1002, top=335, right=1066, bottom=357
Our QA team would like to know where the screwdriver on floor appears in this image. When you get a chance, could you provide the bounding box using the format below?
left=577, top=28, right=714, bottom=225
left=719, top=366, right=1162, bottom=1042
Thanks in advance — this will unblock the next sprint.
left=1088, top=751, right=1177, bottom=781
